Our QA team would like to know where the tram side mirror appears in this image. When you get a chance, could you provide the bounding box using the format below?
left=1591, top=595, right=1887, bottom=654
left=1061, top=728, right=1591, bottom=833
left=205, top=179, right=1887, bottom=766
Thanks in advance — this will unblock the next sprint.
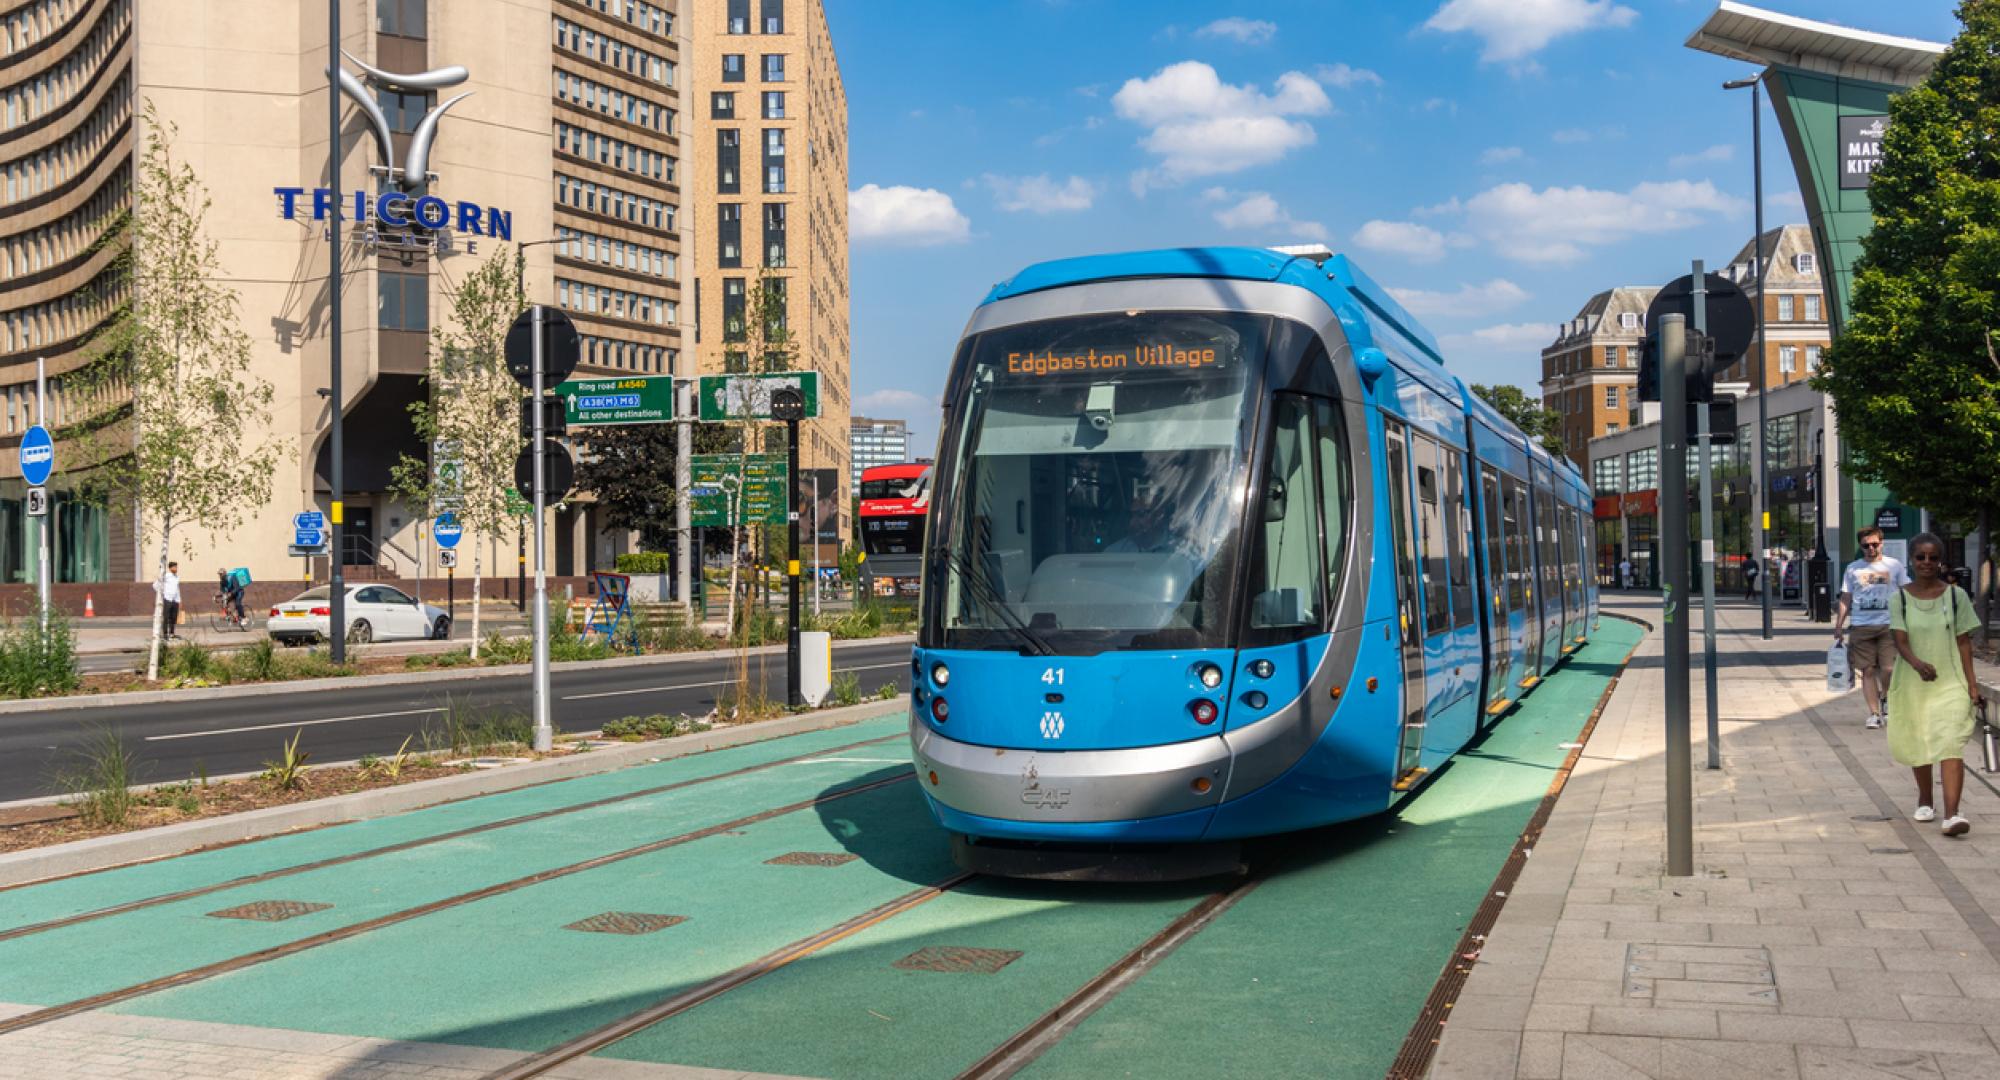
left=1262, top=477, right=1288, bottom=522
left=1084, top=383, right=1116, bottom=432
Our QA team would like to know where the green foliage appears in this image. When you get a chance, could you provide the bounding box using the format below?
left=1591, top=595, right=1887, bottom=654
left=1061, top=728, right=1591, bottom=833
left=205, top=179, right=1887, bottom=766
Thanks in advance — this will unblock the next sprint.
left=260, top=730, right=310, bottom=790
left=636, top=608, right=718, bottom=653
left=288, top=647, right=357, bottom=680
left=1471, top=383, right=1566, bottom=459
left=0, top=605, right=81, bottom=698
left=424, top=694, right=536, bottom=755
left=1813, top=3, right=2000, bottom=524
left=614, top=551, right=674, bottom=574
left=229, top=637, right=281, bottom=681
left=142, top=780, right=200, bottom=815
left=162, top=640, right=224, bottom=685
left=875, top=682, right=901, bottom=701
left=57, top=725, right=135, bottom=826
left=577, top=423, right=684, bottom=544
left=829, top=670, right=862, bottom=707
left=599, top=714, right=713, bottom=740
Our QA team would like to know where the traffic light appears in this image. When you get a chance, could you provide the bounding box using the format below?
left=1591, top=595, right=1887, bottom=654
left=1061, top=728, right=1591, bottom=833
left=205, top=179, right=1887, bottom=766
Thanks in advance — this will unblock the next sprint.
left=1639, top=337, right=1660, bottom=402
left=519, top=395, right=567, bottom=440
left=1638, top=331, right=1720, bottom=404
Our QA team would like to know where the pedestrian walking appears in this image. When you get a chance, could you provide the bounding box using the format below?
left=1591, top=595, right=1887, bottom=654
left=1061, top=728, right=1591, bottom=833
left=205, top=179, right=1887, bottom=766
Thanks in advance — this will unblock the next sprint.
left=1618, top=557, right=1632, bottom=590
left=156, top=560, right=182, bottom=640
left=1833, top=526, right=1908, bottom=730
left=1743, top=555, right=1759, bottom=600
left=1888, top=533, right=1983, bottom=836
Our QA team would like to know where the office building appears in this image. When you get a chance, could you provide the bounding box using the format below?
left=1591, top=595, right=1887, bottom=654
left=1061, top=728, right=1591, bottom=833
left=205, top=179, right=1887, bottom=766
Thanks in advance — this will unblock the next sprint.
left=848, top=415, right=909, bottom=487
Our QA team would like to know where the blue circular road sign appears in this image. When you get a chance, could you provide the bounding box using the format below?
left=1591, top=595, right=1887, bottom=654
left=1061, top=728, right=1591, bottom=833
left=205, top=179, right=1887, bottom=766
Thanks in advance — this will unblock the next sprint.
left=18, top=425, right=53, bottom=487
left=434, top=512, right=464, bottom=549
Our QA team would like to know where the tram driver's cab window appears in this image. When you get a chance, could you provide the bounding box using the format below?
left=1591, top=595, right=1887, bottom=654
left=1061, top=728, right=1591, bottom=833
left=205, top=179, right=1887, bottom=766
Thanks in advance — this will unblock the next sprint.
left=1247, top=395, right=1324, bottom=633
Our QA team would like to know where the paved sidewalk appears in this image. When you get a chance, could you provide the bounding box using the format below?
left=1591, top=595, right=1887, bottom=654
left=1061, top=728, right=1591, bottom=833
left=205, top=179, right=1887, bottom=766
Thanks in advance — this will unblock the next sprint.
left=1432, top=596, right=2000, bottom=1079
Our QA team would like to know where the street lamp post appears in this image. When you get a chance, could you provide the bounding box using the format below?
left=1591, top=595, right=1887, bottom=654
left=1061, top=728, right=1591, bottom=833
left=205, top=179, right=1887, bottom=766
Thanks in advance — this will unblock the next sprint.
left=1725, top=73, right=1772, bottom=640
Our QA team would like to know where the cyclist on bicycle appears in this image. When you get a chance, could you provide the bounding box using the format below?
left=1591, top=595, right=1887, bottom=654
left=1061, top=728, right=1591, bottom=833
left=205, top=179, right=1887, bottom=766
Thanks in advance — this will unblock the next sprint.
left=217, top=567, right=247, bottom=627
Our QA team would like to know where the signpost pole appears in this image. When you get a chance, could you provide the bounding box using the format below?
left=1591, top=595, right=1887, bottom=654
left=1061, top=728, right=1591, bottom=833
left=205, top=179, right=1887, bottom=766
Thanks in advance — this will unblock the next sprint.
left=35, top=357, right=49, bottom=633
left=1660, top=313, right=1694, bottom=877
left=1693, top=262, right=1721, bottom=770
left=811, top=473, right=822, bottom=617
left=786, top=418, right=802, bottom=708
left=676, top=378, right=692, bottom=610
left=531, top=305, right=552, bottom=753
left=327, top=0, right=346, bottom=667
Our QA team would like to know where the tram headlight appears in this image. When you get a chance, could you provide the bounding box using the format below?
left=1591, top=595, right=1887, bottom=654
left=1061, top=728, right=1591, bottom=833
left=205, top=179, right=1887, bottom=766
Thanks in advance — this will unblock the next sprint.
left=1249, top=659, right=1275, bottom=679
left=930, top=696, right=949, bottom=723
left=1191, top=699, right=1219, bottom=725
left=1196, top=663, right=1224, bottom=689
left=930, top=663, right=950, bottom=687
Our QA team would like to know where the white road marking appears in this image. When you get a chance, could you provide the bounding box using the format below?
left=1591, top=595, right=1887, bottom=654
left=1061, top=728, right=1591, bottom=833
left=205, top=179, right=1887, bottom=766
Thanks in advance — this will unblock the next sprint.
left=559, top=661, right=909, bottom=702
left=145, top=707, right=445, bottom=742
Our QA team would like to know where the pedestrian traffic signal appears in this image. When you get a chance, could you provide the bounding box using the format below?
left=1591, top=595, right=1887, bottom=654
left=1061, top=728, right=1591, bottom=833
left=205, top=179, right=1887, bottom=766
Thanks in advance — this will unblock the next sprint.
left=1638, top=330, right=1720, bottom=404
left=519, top=395, right=567, bottom=440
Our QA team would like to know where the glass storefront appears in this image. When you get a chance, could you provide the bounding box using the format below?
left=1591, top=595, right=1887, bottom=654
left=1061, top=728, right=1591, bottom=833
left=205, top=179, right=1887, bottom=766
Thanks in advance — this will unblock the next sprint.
left=0, top=487, right=109, bottom=583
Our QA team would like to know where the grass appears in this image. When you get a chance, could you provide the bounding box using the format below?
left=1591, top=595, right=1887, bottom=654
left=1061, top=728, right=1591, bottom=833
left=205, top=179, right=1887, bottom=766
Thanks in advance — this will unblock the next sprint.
left=599, top=714, right=713, bottom=741
left=55, top=724, right=136, bottom=826
left=0, top=605, right=80, bottom=698
left=422, top=693, right=538, bottom=757
left=829, top=670, right=862, bottom=707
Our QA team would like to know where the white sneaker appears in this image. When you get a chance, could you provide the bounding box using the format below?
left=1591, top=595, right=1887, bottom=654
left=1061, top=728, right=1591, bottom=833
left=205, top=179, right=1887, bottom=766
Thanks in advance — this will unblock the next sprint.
left=1943, top=816, right=1971, bottom=837
left=1915, top=805, right=1937, bottom=823
left=1865, top=714, right=1883, bottom=730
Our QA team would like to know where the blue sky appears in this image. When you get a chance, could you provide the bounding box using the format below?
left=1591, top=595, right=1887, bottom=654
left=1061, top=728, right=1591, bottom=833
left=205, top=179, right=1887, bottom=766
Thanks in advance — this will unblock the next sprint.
left=827, top=1, right=1965, bottom=458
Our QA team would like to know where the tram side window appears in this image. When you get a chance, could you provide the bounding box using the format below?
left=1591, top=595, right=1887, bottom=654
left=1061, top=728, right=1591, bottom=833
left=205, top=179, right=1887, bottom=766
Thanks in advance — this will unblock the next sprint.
left=1415, top=441, right=1449, bottom=636
left=1444, top=449, right=1473, bottom=628
left=1247, top=395, right=1323, bottom=635
left=1313, top=400, right=1349, bottom=608
left=1538, top=489, right=1560, bottom=605
left=1502, top=477, right=1527, bottom=610
left=1481, top=466, right=1507, bottom=618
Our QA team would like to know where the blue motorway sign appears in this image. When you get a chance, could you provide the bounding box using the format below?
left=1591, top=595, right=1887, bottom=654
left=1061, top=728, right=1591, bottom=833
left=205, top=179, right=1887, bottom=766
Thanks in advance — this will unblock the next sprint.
left=19, top=425, right=53, bottom=487
left=294, top=510, right=326, bottom=531
left=434, top=512, right=463, bottom=549
left=294, top=527, right=326, bottom=548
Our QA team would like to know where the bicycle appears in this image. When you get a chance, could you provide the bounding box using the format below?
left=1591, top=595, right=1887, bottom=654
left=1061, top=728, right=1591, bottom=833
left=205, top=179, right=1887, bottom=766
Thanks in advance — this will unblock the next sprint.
left=208, top=590, right=252, bottom=633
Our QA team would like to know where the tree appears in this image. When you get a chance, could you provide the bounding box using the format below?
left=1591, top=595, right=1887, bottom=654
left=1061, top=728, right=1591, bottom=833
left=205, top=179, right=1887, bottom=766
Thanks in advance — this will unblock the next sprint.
left=573, top=423, right=680, bottom=548
left=388, top=249, right=525, bottom=659
left=1814, top=0, right=2000, bottom=632
left=75, top=105, right=284, bottom=681
left=1471, top=383, right=1566, bottom=458
left=719, top=269, right=797, bottom=638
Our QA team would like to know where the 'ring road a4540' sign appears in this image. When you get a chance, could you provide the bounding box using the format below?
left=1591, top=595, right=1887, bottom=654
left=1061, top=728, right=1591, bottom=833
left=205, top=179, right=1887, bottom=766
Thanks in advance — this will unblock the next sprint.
left=555, top=375, right=674, bottom=427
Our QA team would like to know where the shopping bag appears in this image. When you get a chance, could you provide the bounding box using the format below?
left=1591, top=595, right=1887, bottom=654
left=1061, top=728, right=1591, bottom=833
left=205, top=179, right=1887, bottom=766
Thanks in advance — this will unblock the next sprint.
left=1826, top=643, right=1853, bottom=693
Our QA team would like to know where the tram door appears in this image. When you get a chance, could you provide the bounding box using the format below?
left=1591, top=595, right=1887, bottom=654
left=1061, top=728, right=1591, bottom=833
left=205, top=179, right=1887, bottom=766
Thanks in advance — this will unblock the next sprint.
left=1511, top=476, right=1542, bottom=685
left=1382, top=422, right=1428, bottom=787
left=1535, top=485, right=1564, bottom=675
left=1478, top=465, right=1513, bottom=715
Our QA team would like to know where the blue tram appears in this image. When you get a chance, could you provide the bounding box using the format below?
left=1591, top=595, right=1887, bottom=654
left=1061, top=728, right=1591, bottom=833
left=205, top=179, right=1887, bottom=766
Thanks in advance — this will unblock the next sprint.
left=906, top=246, right=1598, bottom=876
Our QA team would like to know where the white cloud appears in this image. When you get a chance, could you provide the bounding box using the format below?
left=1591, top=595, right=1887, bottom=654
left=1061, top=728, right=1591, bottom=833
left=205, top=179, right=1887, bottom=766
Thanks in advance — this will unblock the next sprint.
left=1211, top=191, right=1327, bottom=241
left=1113, top=61, right=1330, bottom=191
left=1771, top=190, right=1806, bottom=210
left=983, top=174, right=1099, bottom=213
left=1421, top=97, right=1458, bottom=115
left=848, top=184, right=971, bottom=246
left=1479, top=146, right=1524, bottom=165
left=856, top=388, right=938, bottom=416
left=1451, top=179, right=1746, bottom=264
left=1388, top=279, right=1532, bottom=318
left=1353, top=220, right=1452, bottom=262
left=1441, top=322, right=1559, bottom=353
left=1424, top=0, right=1639, bottom=65
left=1668, top=143, right=1735, bottom=168
left=1551, top=128, right=1593, bottom=144
left=1316, top=62, right=1384, bottom=89
left=1195, top=17, right=1277, bottom=45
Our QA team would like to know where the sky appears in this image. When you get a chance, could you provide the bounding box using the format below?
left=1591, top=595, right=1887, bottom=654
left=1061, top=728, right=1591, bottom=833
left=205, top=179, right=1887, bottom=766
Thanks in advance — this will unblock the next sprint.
left=825, top=1, right=1966, bottom=459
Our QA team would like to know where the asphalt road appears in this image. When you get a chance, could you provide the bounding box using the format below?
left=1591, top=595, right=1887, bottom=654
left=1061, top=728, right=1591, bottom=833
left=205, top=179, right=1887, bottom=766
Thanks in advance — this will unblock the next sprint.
left=4, top=639, right=915, bottom=802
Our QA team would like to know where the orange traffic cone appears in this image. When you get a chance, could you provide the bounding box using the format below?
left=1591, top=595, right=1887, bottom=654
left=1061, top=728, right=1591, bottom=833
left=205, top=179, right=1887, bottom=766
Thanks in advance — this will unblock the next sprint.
left=83, top=592, right=94, bottom=617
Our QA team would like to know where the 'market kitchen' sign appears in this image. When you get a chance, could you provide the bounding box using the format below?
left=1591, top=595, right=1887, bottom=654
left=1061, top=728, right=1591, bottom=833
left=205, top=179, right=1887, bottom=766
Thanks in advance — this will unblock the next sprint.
left=1838, top=114, right=1889, bottom=190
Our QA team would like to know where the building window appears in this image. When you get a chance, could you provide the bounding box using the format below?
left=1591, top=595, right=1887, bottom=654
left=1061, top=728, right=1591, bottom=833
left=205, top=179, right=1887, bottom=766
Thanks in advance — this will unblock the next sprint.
left=722, top=277, right=746, bottom=341
left=1804, top=295, right=1821, bottom=321
left=762, top=277, right=787, bottom=341
left=762, top=54, right=785, bottom=82
left=1779, top=346, right=1796, bottom=374
left=1806, top=345, right=1821, bottom=370
left=1794, top=252, right=1815, bottom=275
left=727, top=0, right=748, bottom=33
left=762, top=0, right=784, bottom=33
left=711, top=92, right=735, bottom=119
left=1604, top=386, right=1618, bottom=410
left=764, top=203, right=787, bottom=266
left=376, top=88, right=433, bottom=135
left=722, top=54, right=745, bottom=83
left=717, top=129, right=740, bottom=193
left=1619, top=312, right=1639, bottom=330
left=718, top=204, right=742, bottom=268
left=1778, top=295, right=1794, bottom=321
left=1627, top=447, right=1657, bottom=490
left=762, top=91, right=785, bottom=119
left=1603, top=345, right=1616, bottom=368
left=376, top=0, right=427, bottom=38
left=377, top=272, right=428, bottom=331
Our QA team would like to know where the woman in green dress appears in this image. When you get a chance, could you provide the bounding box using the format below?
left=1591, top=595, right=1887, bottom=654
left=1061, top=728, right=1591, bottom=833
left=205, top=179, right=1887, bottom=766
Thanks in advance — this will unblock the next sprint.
left=1888, top=533, right=1984, bottom=836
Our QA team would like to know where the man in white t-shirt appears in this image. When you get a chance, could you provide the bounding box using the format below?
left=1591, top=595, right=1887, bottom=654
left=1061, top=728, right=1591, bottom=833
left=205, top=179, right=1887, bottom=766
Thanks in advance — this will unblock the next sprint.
left=1618, top=557, right=1633, bottom=589
left=1832, top=527, right=1908, bottom=730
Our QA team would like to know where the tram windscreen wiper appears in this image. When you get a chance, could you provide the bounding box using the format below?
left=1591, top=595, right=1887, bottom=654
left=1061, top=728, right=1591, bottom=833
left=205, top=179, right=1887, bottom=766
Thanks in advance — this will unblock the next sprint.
left=948, top=549, right=1055, bottom=656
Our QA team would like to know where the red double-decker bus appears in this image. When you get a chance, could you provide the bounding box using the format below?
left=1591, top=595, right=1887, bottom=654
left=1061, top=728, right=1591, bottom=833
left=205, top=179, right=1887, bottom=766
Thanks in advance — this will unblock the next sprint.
left=858, top=463, right=929, bottom=591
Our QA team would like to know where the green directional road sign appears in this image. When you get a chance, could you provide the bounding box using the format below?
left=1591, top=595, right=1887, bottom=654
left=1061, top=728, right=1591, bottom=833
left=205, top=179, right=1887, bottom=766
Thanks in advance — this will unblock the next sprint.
left=555, top=375, right=675, bottom=427
left=696, top=371, right=820, bottom=422
left=690, top=453, right=788, bottom=527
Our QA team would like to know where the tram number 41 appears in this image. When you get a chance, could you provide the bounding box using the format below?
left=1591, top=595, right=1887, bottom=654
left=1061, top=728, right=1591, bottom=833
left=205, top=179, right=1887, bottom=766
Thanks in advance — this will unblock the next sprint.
left=1040, top=667, right=1065, bottom=685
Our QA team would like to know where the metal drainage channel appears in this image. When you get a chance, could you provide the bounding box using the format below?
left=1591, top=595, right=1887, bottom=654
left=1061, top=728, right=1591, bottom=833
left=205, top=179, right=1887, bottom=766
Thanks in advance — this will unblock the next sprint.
left=0, top=772, right=915, bottom=1038
left=1389, top=616, right=1649, bottom=1080
left=0, top=732, right=906, bottom=944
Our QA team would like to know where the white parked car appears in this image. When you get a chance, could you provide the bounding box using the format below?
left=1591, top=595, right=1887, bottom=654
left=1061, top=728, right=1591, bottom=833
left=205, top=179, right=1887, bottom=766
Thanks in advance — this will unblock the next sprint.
left=267, top=584, right=451, bottom=645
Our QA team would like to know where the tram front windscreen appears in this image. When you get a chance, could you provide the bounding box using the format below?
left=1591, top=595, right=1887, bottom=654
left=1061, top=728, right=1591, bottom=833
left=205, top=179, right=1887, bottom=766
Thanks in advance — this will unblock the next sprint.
left=926, top=311, right=1268, bottom=653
